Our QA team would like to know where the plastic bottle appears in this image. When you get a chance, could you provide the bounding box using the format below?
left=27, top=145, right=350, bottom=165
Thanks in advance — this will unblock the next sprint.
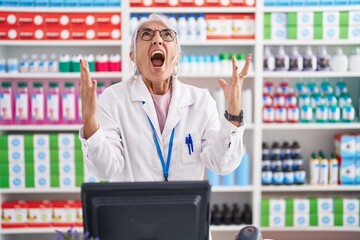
left=46, top=82, right=60, bottom=124
left=263, top=46, right=275, bottom=71
left=283, top=164, right=294, bottom=185
left=48, top=54, right=58, bottom=72
left=272, top=164, right=284, bottom=185
left=289, top=46, right=303, bottom=71
left=84, top=54, right=95, bottom=72
left=168, top=14, right=178, bottom=33
left=318, top=151, right=329, bottom=185
left=31, top=82, right=45, bottom=124
left=109, top=54, right=121, bottom=72
left=302, top=46, right=317, bottom=71
left=271, top=154, right=282, bottom=173
left=71, top=54, right=82, bottom=72
left=315, top=98, right=328, bottom=123
left=242, top=204, right=252, bottom=224
left=349, top=47, right=360, bottom=72
left=271, top=140, right=281, bottom=157
left=15, top=82, right=30, bottom=124
left=219, top=53, right=231, bottom=74
left=0, top=82, right=14, bottom=124
left=317, top=46, right=331, bottom=71
left=232, top=203, right=242, bottom=225
left=62, top=82, right=76, bottom=123
left=129, top=14, right=139, bottom=37
left=262, top=141, right=270, bottom=157
left=38, top=54, right=49, bottom=72
left=328, top=104, right=341, bottom=123
left=261, top=153, right=272, bottom=185
left=7, top=58, right=19, bottom=73
left=29, top=54, right=39, bottom=73
left=293, top=153, right=306, bottom=185
left=95, top=54, right=109, bottom=72
left=275, top=46, right=289, bottom=71
left=235, top=147, right=250, bottom=185
left=187, top=14, right=197, bottom=41
left=177, top=14, right=188, bottom=42
left=0, top=58, right=6, bottom=73
left=330, top=48, right=348, bottom=72
left=281, top=141, right=291, bottom=158
left=237, top=53, right=246, bottom=72
left=329, top=153, right=338, bottom=185
left=19, top=54, right=29, bottom=73
left=309, top=152, right=320, bottom=185
left=59, top=54, right=71, bottom=72
left=196, top=14, right=207, bottom=41
left=290, top=141, right=301, bottom=157
left=335, top=81, right=347, bottom=97
left=341, top=104, right=355, bottom=122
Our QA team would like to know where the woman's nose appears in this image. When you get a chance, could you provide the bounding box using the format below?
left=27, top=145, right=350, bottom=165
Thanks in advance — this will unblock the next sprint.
left=152, top=32, right=163, bottom=45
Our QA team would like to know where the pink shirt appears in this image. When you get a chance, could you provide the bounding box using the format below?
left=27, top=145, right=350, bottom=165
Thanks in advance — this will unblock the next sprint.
left=151, top=88, right=172, bottom=133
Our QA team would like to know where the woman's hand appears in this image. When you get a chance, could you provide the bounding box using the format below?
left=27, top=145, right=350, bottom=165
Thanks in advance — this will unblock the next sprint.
left=80, top=59, right=99, bottom=139
left=218, top=53, right=252, bottom=127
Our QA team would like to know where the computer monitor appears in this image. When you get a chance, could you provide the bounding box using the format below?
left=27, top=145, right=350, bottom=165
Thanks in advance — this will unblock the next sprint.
left=81, top=181, right=211, bottom=240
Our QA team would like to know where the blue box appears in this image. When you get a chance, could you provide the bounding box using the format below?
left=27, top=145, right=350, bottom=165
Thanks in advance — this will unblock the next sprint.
left=264, top=0, right=277, bottom=5
left=320, top=0, right=333, bottom=4
left=355, top=158, right=360, bottom=185
left=305, top=0, right=319, bottom=5
left=277, top=0, right=291, bottom=5
left=34, top=0, right=48, bottom=5
left=93, top=0, right=106, bottom=5
left=79, top=0, right=92, bottom=6
left=340, top=159, right=356, bottom=185
left=64, top=0, right=77, bottom=6
left=19, top=0, right=34, bottom=5
left=4, top=0, right=19, bottom=5
left=49, top=0, right=63, bottom=6
left=107, top=0, right=120, bottom=6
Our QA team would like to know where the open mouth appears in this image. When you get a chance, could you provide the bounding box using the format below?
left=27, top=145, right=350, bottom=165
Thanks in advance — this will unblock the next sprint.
left=151, top=50, right=165, bottom=67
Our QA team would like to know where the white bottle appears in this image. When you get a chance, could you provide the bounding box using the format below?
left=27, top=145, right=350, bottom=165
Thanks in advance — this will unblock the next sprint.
left=19, top=54, right=29, bottom=73
left=48, top=54, right=58, bottom=72
left=289, top=46, right=303, bottom=71
left=263, top=46, right=275, bottom=71
left=275, top=46, right=289, bottom=71
left=330, top=48, right=348, bottom=72
left=38, top=54, right=49, bottom=72
left=129, top=14, right=139, bottom=38
left=177, top=14, right=188, bottom=42
left=196, top=14, right=207, bottom=41
left=187, top=14, right=197, bottom=41
left=349, top=47, right=360, bottom=72
left=168, top=14, right=178, bottom=33
left=303, top=46, right=317, bottom=71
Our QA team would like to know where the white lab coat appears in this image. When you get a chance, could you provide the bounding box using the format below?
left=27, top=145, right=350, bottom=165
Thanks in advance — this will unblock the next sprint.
left=79, top=76, right=245, bottom=182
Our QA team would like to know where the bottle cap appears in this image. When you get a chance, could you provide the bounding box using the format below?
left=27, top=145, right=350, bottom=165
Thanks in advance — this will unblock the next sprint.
left=18, top=82, right=28, bottom=88
left=33, top=82, right=43, bottom=88
left=97, top=82, right=105, bottom=87
left=49, top=82, right=58, bottom=88
left=219, top=53, right=228, bottom=60
left=65, top=82, right=74, bottom=88
left=1, top=82, right=11, bottom=88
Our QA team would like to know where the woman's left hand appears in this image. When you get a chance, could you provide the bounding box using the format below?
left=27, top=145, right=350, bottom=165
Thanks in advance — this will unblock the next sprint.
left=218, top=53, right=252, bottom=127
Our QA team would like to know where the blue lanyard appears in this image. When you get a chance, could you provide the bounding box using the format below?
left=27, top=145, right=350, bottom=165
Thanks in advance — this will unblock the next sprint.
left=147, top=117, right=175, bottom=181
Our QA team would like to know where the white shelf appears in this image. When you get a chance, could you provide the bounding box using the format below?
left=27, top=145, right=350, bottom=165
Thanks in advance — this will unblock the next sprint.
left=210, top=225, right=247, bottom=232
left=262, top=123, right=360, bottom=130
left=263, top=71, right=360, bottom=78
left=180, top=40, right=256, bottom=46
left=263, top=40, right=360, bottom=46
left=0, top=188, right=80, bottom=194
left=211, top=186, right=253, bottom=192
left=0, top=6, right=121, bottom=12
left=130, top=7, right=256, bottom=13
left=261, top=227, right=360, bottom=232
left=1, top=227, right=83, bottom=235
left=179, top=73, right=255, bottom=78
left=0, top=72, right=122, bottom=79
left=0, top=125, right=81, bottom=131
left=0, top=40, right=122, bottom=46
left=264, top=5, right=360, bottom=12
left=261, top=185, right=360, bottom=192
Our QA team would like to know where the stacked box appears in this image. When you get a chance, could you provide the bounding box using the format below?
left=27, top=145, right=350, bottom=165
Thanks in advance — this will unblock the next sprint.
left=263, top=12, right=287, bottom=40
left=348, top=11, right=360, bottom=40
left=287, top=12, right=314, bottom=40
left=261, top=198, right=294, bottom=227
left=356, top=134, right=360, bottom=184
left=34, top=134, right=51, bottom=188
left=335, top=134, right=356, bottom=185
left=334, top=197, right=360, bottom=227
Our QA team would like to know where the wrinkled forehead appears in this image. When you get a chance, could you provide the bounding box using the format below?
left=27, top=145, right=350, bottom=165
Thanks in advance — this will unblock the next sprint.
left=138, top=20, right=169, bottom=31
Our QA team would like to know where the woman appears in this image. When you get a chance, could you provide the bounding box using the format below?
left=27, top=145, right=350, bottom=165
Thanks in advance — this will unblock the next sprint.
left=79, top=13, right=252, bottom=182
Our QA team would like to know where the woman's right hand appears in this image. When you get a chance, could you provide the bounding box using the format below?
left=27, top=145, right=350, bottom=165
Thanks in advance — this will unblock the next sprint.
left=80, top=59, right=99, bottom=139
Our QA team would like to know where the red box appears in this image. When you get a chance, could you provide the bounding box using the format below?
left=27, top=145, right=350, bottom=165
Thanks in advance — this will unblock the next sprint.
left=71, top=25, right=95, bottom=40
left=96, top=25, right=121, bottom=40
left=206, top=14, right=232, bottom=39
left=17, top=25, right=44, bottom=40
left=205, top=0, right=221, bottom=7
left=231, top=0, right=256, bottom=6
left=52, top=200, right=77, bottom=227
left=130, top=0, right=144, bottom=6
left=231, top=14, right=255, bottom=39
left=95, top=13, right=121, bottom=28
left=0, top=26, right=18, bottom=40
left=27, top=201, right=52, bottom=227
left=45, top=25, right=71, bottom=40
left=75, top=200, right=83, bottom=227
left=44, top=13, right=71, bottom=27
left=0, top=12, right=18, bottom=26
left=1, top=201, right=28, bottom=228
left=18, top=12, right=45, bottom=27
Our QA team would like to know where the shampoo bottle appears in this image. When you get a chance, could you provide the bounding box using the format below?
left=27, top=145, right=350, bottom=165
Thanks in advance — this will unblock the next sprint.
left=303, top=46, right=317, bottom=71
left=349, top=47, right=360, bottom=72
left=331, top=48, right=348, bottom=72
left=317, top=46, right=331, bottom=71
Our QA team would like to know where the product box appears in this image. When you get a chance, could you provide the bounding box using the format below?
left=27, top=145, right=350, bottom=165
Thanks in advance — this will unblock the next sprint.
left=343, top=213, right=359, bottom=227
left=58, top=133, right=75, bottom=148
left=348, top=25, right=360, bottom=39
left=71, top=25, right=95, bottom=40
left=323, top=11, right=340, bottom=25
left=231, top=14, right=255, bottom=39
left=44, top=26, right=70, bottom=40
left=49, top=0, right=64, bottom=6
left=270, top=199, right=286, bottom=214
left=27, top=201, right=52, bottom=227
left=318, top=198, right=334, bottom=213
left=294, top=198, right=310, bottom=214
left=0, top=12, right=18, bottom=26
left=297, top=26, right=314, bottom=40
left=17, top=12, right=44, bottom=27
left=349, top=11, right=360, bottom=25
left=35, top=174, right=50, bottom=188
left=231, top=0, right=256, bottom=6
left=343, top=198, right=360, bottom=214
left=271, top=12, right=287, bottom=26
left=8, top=135, right=25, bottom=149
left=34, top=149, right=50, bottom=162
left=1, top=201, right=28, bottom=228
left=297, top=12, right=314, bottom=26
left=294, top=213, right=309, bottom=227
left=35, top=162, right=49, bottom=175
left=59, top=148, right=74, bottom=162
left=34, top=134, right=50, bottom=149
left=318, top=213, right=334, bottom=226
left=34, top=0, right=48, bottom=6
left=323, top=25, right=339, bottom=40
left=269, top=213, right=285, bottom=227
left=43, top=13, right=70, bottom=27
left=335, top=134, right=356, bottom=160
left=9, top=162, right=24, bottom=176
left=79, top=0, right=92, bottom=6
left=8, top=149, right=24, bottom=162
left=340, top=159, right=356, bottom=185
left=52, top=201, right=77, bottom=227
left=271, top=25, right=287, bottom=39
left=19, top=0, right=34, bottom=6
left=9, top=175, right=25, bottom=188
left=206, top=14, right=232, bottom=39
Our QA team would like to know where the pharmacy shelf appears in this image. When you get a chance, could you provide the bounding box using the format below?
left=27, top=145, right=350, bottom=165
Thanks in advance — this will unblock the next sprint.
left=180, top=40, right=256, bottom=46
left=0, top=72, right=122, bottom=79
left=212, top=186, right=253, bottom=193
left=261, top=227, right=360, bottom=232
left=263, top=40, right=360, bottom=46
left=0, top=40, right=122, bottom=46
left=0, top=7, right=121, bottom=12
left=1, top=227, right=83, bottom=235
left=263, top=5, right=360, bottom=12
left=261, top=185, right=360, bottom=192
left=130, top=7, right=256, bottom=13
left=262, top=123, right=360, bottom=130
left=210, top=225, right=247, bottom=232
left=262, top=71, right=360, bottom=78
left=0, top=125, right=81, bottom=131
left=0, top=188, right=80, bottom=194
left=179, top=73, right=255, bottom=78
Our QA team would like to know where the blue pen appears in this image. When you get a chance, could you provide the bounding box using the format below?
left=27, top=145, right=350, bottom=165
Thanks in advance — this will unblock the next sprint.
left=188, top=134, right=194, bottom=153
left=185, top=136, right=191, bottom=155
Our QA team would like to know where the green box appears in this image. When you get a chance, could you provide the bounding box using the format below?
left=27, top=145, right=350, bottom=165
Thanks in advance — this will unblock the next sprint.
left=314, top=12, right=323, bottom=26
left=310, top=213, right=318, bottom=226
left=314, top=26, right=323, bottom=39
left=261, top=198, right=270, bottom=215
left=25, top=150, right=34, bottom=188
left=309, top=197, right=318, bottom=214
left=285, top=214, right=294, bottom=227
left=0, top=135, right=8, bottom=149
left=0, top=149, right=9, bottom=164
left=287, top=12, right=297, bottom=26
left=261, top=215, right=269, bottom=227
left=264, top=13, right=271, bottom=27
left=340, top=25, right=348, bottom=39
left=0, top=163, right=9, bottom=188
left=264, top=27, right=271, bottom=40
left=334, top=214, right=343, bottom=226
left=287, top=26, right=297, bottom=40
left=49, top=133, right=59, bottom=150
left=334, top=197, right=343, bottom=214
left=24, top=134, right=33, bottom=150
left=340, top=11, right=349, bottom=26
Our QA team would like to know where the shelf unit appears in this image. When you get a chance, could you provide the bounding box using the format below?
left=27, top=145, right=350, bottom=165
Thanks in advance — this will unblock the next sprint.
left=1, top=1, right=360, bottom=240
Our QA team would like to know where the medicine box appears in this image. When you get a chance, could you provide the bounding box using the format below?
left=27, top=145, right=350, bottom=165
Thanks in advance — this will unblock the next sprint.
left=34, top=134, right=49, bottom=149
left=294, top=213, right=309, bottom=226
left=323, top=11, right=340, bottom=25
left=294, top=198, right=310, bottom=213
left=335, top=134, right=356, bottom=160
left=318, top=198, right=334, bottom=213
left=298, top=12, right=314, bottom=26
left=318, top=213, right=334, bottom=226
left=269, top=213, right=285, bottom=227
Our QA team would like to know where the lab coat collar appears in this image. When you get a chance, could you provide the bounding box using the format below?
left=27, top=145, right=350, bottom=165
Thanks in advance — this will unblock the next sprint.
left=130, top=76, right=195, bottom=139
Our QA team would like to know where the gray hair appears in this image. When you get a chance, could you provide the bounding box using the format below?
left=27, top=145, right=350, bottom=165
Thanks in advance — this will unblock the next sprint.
left=130, top=13, right=181, bottom=76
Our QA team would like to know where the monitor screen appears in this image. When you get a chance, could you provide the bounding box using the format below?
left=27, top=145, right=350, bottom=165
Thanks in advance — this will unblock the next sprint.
left=81, top=181, right=211, bottom=240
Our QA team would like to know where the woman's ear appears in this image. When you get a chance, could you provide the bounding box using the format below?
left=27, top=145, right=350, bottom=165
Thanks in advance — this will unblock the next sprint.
left=129, top=52, right=134, bottom=62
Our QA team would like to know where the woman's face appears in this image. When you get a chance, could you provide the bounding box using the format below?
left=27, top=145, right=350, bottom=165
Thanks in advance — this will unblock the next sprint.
left=131, top=21, right=179, bottom=83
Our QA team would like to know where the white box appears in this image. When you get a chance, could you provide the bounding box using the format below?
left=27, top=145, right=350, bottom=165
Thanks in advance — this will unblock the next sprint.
left=294, top=199, right=310, bottom=214
left=270, top=199, right=286, bottom=214
left=343, top=198, right=359, bottom=213
left=271, top=26, right=287, bottom=40
left=58, top=133, right=75, bottom=148
left=349, top=25, right=360, bottom=39
left=35, top=174, right=50, bottom=188
left=323, top=25, right=339, bottom=40
left=8, top=135, right=24, bottom=149
left=318, top=198, right=333, bottom=213
left=297, top=12, right=314, bottom=26
left=8, top=149, right=24, bottom=162
left=34, top=149, right=50, bottom=163
left=298, top=26, right=314, bottom=40
left=60, top=174, right=75, bottom=188
left=59, top=148, right=74, bottom=162
left=343, top=213, right=359, bottom=227
left=269, top=213, right=285, bottom=227
left=9, top=175, right=25, bottom=189
left=349, top=11, right=360, bottom=25
left=323, top=11, right=340, bottom=25
left=9, top=162, right=24, bottom=176
left=33, top=134, right=50, bottom=149
left=318, top=213, right=334, bottom=226
left=84, top=168, right=99, bottom=183
left=294, top=213, right=309, bottom=227
left=35, top=162, right=49, bottom=175
left=271, top=13, right=287, bottom=26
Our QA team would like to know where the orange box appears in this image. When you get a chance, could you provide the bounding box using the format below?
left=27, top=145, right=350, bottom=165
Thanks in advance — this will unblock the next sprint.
left=45, top=25, right=71, bottom=40
left=1, top=201, right=28, bottom=228
left=27, top=201, right=52, bottom=227
left=18, top=12, right=45, bottom=27
left=206, top=14, right=232, bottom=39
left=231, top=14, right=255, bottom=39
left=0, top=12, right=18, bottom=26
